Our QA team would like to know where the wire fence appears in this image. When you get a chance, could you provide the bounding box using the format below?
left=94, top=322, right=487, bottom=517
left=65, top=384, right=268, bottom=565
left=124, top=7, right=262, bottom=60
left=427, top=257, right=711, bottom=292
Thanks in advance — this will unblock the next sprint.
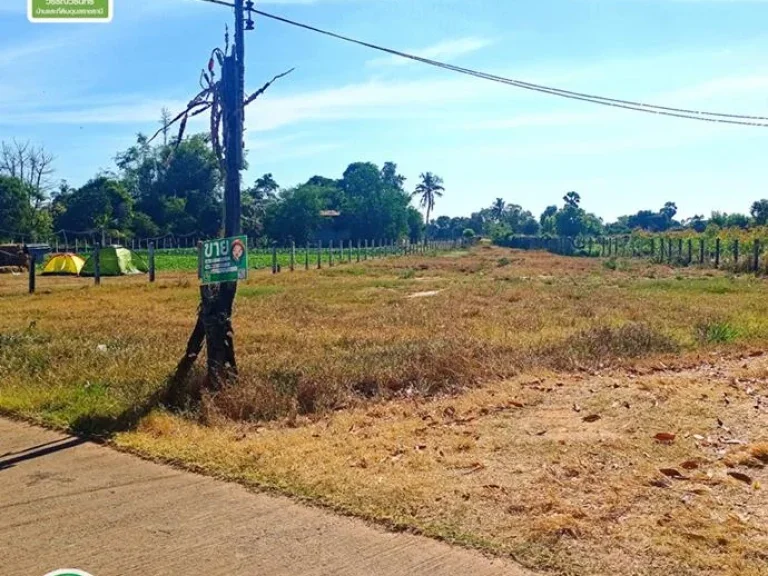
left=503, top=234, right=768, bottom=274
left=0, top=238, right=464, bottom=295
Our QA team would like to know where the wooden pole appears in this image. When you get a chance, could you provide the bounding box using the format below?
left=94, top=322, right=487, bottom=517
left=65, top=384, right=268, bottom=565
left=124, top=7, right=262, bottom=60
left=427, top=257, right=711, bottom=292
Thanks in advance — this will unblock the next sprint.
left=329, top=239, right=334, bottom=267
left=715, top=238, right=721, bottom=268
left=290, top=240, right=296, bottom=272
left=687, top=238, right=692, bottom=265
left=148, top=241, right=156, bottom=282
left=94, top=243, right=101, bottom=286
left=28, top=254, right=36, bottom=294
left=357, top=239, right=361, bottom=262
left=734, top=239, right=739, bottom=265
left=754, top=239, right=760, bottom=273
left=700, top=238, right=705, bottom=265
left=317, top=240, right=322, bottom=269
left=272, top=242, right=278, bottom=274
left=305, top=242, right=310, bottom=271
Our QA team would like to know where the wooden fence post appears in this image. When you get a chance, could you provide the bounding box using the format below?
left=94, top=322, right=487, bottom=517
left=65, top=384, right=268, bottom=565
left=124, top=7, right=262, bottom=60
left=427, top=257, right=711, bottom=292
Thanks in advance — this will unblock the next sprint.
left=700, top=238, right=705, bottom=265
left=28, top=254, right=36, bottom=294
left=148, top=241, right=156, bottom=282
left=272, top=242, right=278, bottom=274
left=317, top=241, right=322, bottom=269
left=357, top=239, right=361, bottom=262
left=734, top=239, right=739, bottom=266
left=687, top=239, right=692, bottom=265
left=94, top=243, right=101, bottom=286
left=328, top=239, right=334, bottom=267
left=305, top=242, right=310, bottom=271
left=290, top=241, right=296, bottom=272
left=754, top=239, right=760, bottom=273
left=715, top=238, right=721, bottom=268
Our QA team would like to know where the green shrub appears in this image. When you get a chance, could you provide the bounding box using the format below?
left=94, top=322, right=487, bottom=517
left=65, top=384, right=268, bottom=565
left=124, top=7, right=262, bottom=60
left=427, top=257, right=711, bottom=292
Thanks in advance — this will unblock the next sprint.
left=696, top=319, right=739, bottom=343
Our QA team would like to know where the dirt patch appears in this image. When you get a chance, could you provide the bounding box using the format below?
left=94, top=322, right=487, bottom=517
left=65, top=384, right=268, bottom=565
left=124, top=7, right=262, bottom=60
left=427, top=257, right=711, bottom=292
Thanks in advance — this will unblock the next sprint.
left=407, top=290, right=443, bottom=298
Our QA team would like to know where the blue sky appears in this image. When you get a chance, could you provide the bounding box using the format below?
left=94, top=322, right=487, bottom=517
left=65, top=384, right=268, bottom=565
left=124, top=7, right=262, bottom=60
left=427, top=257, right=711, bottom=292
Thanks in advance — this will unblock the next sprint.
left=1, top=0, right=767, bottom=221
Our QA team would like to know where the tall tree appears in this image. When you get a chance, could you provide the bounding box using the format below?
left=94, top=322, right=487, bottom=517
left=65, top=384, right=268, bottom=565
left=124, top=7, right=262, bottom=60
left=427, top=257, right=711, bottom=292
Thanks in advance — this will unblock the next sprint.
left=53, top=176, right=133, bottom=239
left=491, top=198, right=506, bottom=221
left=412, top=172, right=444, bottom=241
left=252, top=173, right=279, bottom=200
left=263, top=184, right=325, bottom=244
left=660, top=201, right=678, bottom=223
left=0, top=176, right=33, bottom=241
left=381, top=161, right=406, bottom=191
left=116, top=133, right=222, bottom=237
left=751, top=199, right=768, bottom=225
left=242, top=174, right=279, bottom=240
left=0, top=139, right=55, bottom=209
left=159, top=108, right=172, bottom=147
left=563, top=191, right=581, bottom=209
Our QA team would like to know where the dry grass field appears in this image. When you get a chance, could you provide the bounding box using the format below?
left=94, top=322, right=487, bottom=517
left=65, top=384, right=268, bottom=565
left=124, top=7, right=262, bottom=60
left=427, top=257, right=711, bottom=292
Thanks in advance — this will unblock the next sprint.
left=1, top=246, right=767, bottom=575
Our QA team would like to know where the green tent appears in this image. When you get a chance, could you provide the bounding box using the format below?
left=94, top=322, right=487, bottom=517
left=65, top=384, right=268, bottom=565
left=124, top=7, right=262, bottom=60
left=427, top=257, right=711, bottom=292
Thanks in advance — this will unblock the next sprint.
left=80, top=246, right=148, bottom=277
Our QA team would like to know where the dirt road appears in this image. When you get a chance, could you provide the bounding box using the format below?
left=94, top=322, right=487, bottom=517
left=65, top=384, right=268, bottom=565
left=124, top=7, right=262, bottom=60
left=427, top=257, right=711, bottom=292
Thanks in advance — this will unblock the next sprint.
left=0, top=418, right=529, bottom=576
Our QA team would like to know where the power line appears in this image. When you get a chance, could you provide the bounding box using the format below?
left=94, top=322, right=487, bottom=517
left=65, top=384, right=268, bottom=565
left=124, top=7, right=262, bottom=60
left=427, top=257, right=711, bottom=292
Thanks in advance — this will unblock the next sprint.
left=192, top=0, right=768, bottom=127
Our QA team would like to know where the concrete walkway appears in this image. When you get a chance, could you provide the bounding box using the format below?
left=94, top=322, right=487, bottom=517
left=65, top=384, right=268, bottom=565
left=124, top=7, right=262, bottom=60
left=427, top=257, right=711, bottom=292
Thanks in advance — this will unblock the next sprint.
left=1, top=418, right=529, bottom=576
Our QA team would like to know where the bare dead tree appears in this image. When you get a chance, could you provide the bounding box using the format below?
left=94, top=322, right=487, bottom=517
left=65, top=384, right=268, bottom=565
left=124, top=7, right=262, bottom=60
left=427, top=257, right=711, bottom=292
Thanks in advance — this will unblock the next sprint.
left=0, top=139, right=56, bottom=208
left=147, top=22, right=292, bottom=404
left=159, top=107, right=173, bottom=147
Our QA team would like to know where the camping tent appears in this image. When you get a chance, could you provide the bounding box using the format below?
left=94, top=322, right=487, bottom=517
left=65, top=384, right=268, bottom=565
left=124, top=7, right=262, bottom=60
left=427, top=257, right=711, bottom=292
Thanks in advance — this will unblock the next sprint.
left=80, top=246, right=148, bottom=277
left=42, top=253, right=85, bottom=276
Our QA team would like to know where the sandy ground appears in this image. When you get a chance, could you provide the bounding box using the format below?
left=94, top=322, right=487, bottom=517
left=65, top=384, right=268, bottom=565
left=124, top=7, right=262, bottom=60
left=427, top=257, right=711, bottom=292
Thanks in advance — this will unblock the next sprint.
left=0, top=418, right=531, bottom=576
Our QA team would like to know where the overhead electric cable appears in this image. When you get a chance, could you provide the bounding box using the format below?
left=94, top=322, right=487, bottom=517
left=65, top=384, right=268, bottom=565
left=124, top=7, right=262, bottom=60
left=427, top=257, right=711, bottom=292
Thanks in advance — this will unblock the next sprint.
left=194, top=0, right=768, bottom=127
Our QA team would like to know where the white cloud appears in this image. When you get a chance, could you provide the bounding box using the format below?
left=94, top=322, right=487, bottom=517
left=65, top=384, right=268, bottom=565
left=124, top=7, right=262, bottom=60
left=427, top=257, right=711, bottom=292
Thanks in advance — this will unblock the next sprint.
left=367, top=37, right=494, bottom=67
left=0, top=34, right=77, bottom=69
left=0, top=75, right=490, bottom=129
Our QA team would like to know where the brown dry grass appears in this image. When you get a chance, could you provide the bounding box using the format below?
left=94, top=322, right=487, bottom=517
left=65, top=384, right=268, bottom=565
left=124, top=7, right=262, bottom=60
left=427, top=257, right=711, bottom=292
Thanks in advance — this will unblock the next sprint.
left=2, top=247, right=768, bottom=575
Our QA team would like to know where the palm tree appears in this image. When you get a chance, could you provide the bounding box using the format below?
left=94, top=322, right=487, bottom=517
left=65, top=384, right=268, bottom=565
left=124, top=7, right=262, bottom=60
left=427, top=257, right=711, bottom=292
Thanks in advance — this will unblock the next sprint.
left=563, top=191, right=581, bottom=209
left=254, top=173, right=279, bottom=201
left=491, top=198, right=506, bottom=222
left=412, top=172, right=445, bottom=242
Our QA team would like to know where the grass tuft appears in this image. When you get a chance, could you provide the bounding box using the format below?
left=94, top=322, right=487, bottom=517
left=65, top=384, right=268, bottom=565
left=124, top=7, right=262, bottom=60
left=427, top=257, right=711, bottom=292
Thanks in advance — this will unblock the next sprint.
left=695, top=318, right=740, bottom=344
left=541, top=322, right=679, bottom=371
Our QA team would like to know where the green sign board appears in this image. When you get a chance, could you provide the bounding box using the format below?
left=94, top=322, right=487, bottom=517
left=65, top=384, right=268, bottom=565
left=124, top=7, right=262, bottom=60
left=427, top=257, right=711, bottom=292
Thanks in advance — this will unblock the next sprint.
left=200, top=236, right=248, bottom=285
left=29, top=0, right=112, bottom=22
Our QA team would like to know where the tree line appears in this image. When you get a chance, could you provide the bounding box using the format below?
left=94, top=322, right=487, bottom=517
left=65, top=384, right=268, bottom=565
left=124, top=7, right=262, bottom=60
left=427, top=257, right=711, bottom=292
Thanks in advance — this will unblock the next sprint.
left=429, top=193, right=768, bottom=243
left=2, top=130, right=768, bottom=247
left=0, top=134, right=444, bottom=246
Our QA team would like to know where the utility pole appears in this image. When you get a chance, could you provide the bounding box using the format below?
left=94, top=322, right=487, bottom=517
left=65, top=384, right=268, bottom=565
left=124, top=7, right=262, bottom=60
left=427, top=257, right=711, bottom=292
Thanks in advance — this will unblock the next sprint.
left=165, top=0, right=287, bottom=400
left=168, top=0, right=263, bottom=396
left=224, top=0, right=245, bottom=240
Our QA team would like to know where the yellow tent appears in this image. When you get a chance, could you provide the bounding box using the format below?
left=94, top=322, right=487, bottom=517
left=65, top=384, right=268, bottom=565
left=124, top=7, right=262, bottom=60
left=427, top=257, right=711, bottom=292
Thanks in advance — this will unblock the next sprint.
left=42, top=253, right=86, bottom=276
